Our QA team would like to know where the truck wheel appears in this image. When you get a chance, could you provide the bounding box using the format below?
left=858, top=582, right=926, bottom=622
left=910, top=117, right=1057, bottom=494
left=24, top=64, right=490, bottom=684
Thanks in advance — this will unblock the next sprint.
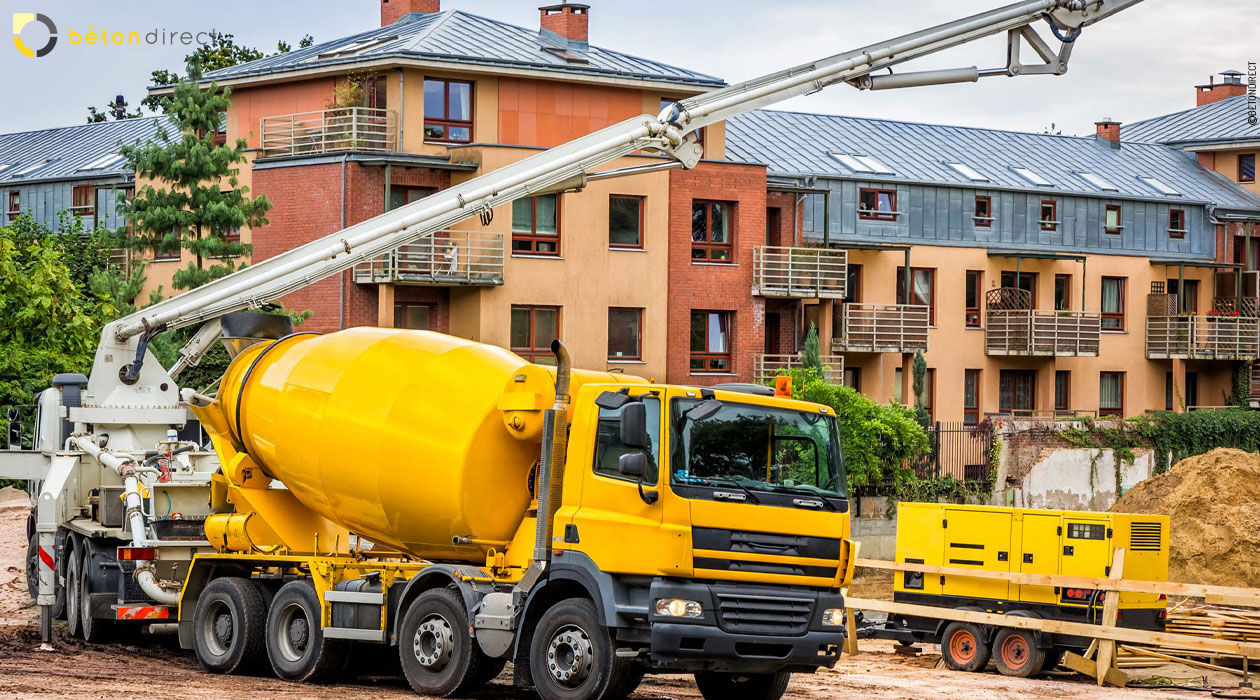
left=266, top=580, right=347, bottom=682
left=694, top=671, right=791, bottom=700
left=993, top=628, right=1044, bottom=678
left=65, top=540, right=82, bottom=638
left=78, top=546, right=113, bottom=643
left=194, top=577, right=268, bottom=674
left=940, top=622, right=989, bottom=672
left=399, top=588, right=494, bottom=696
left=530, top=598, right=636, bottom=700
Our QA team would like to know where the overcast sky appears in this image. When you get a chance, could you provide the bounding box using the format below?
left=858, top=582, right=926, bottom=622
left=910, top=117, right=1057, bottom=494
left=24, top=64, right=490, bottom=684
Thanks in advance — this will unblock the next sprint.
left=2, top=0, right=1256, bottom=135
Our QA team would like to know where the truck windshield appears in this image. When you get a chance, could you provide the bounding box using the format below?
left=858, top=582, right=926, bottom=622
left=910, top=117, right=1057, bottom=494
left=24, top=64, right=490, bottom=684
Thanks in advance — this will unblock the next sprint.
left=669, top=399, right=847, bottom=498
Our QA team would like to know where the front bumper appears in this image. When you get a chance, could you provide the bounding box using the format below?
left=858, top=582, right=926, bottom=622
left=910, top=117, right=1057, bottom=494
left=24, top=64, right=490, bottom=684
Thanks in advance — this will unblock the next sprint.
left=646, top=579, right=845, bottom=674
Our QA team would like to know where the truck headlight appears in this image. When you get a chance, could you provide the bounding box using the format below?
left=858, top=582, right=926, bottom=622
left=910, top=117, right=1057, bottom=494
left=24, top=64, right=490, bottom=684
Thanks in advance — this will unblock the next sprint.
left=822, top=608, right=846, bottom=626
left=656, top=598, right=703, bottom=618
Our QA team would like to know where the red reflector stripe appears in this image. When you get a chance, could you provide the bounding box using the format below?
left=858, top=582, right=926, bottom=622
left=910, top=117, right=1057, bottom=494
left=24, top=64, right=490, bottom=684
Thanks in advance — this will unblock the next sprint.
left=117, top=547, right=157, bottom=561
left=115, top=605, right=171, bottom=620
left=38, top=546, right=54, bottom=570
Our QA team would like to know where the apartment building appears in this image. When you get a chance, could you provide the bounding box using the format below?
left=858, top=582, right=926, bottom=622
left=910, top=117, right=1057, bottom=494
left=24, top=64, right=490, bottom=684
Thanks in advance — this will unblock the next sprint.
left=727, top=109, right=1260, bottom=421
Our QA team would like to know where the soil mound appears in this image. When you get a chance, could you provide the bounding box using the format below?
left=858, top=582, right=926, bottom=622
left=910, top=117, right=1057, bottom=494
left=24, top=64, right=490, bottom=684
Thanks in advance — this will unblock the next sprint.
left=1112, top=448, right=1260, bottom=587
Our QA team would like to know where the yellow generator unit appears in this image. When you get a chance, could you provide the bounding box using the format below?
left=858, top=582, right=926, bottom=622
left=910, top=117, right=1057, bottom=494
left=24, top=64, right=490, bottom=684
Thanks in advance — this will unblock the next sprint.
left=877, top=503, right=1169, bottom=678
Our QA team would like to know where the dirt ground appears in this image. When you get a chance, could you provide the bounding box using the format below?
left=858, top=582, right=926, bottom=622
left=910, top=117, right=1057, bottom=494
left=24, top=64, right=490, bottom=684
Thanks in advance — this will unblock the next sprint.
left=0, top=488, right=1240, bottom=700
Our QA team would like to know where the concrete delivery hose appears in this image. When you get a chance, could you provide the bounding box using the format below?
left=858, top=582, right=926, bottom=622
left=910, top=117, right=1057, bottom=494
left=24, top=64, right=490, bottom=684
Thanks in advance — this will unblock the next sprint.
left=72, top=436, right=182, bottom=606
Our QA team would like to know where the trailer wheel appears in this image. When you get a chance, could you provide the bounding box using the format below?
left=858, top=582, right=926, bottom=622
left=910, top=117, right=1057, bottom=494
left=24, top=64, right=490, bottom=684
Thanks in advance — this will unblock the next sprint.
left=993, top=628, right=1044, bottom=678
left=399, top=587, right=495, bottom=696
left=65, top=539, right=82, bottom=638
left=1039, top=648, right=1065, bottom=674
left=940, top=622, right=989, bottom=672
left=78, top=545, right=114, bottom=643
left=194, top=577, right=268, bottom=675
left=529, top=598, right=638, bottom=700
left=266, top=580, right=347, bottom=682
left=694, top=671, right=791, bottom=700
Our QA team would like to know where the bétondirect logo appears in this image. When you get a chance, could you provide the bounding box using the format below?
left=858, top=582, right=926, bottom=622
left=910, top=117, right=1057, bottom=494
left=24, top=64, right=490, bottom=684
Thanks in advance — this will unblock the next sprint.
left=13, top=13, right=217, bottom=58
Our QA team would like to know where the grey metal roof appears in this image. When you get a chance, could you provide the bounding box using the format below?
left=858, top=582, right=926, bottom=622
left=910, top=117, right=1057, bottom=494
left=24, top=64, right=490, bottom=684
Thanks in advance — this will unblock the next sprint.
left=1122, top=96, right=1260, bottom=147
left=198, top=10, right=723, bottom=89
left=727, top=109, right=1260, bottom=211
left=0, top=116, right=173, bottom=185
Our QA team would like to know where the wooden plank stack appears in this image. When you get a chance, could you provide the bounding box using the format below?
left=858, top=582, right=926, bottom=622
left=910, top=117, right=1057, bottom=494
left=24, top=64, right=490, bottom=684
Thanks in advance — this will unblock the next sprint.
left=1123, top=602, right=1260, bottom=674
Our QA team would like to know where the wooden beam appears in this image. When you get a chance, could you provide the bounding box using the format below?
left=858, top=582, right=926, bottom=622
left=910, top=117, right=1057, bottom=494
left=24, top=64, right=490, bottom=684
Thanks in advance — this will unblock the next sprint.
left=1063, top=651, right=1128, bottom=687
left=1119, top=645, right=1245, bottom=676
left=856, top=557, right=1260, bottom=606
left=843, top=597, right=1260, bottom=659
left=1095, top=548, right=1125, bottom=685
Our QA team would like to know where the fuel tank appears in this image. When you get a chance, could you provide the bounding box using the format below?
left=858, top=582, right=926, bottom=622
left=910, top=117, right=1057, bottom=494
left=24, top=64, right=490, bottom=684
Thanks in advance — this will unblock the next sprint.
left=213, top=327, right=639, bottom=563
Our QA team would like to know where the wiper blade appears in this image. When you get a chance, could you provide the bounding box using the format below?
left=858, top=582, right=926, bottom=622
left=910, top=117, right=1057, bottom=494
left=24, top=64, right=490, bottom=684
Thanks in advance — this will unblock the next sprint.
left=764, top=484, right=838, bottom=510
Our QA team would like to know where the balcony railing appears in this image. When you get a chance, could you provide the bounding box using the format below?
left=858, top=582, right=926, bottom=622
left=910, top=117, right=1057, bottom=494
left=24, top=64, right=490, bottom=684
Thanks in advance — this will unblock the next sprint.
left=751, top=246, right=847, bottom=298
left=1146, top=315, right=1260, bottom=360
left=985, top=309, right=1101, bottom=357
left=831, top=303, right=929, bottom=353
left=753, top=354, right=845, bottom=385
left=352, top=230, right=505, bottom=286
left=260, top=107, right=397, bottom=157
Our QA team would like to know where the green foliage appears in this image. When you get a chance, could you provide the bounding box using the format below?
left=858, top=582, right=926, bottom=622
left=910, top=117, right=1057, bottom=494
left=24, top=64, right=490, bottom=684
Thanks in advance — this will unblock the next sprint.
left=771, top=367, right=929, bottom=490
left=801, top=323, right=822, bottom=373
left=1227, top=361, right=1251, bottom=409
left=1058, top=409, right=1260, bottom=476
left=121, top=58, right=272, bottom=291
left=911, top=349, right=929, bottom=426
left=143, top=33, right=315, bottom=112
left=85, top=95, right=144, bottom=123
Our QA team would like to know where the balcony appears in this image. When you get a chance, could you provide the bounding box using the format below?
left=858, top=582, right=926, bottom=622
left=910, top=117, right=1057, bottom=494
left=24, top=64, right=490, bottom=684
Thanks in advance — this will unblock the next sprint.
left=753, top=354, right=845, bottom=385
left=260, top=107, right=397, bottom=158
left=751, top=246, right=847, bottom=298
left=352, top=230, right=504, bottom=286
left=985, top=309, right=1101, bottom=357
left=831, top=303, right=929, bottom=353
left=1146, top=315, right=1260, bottom=360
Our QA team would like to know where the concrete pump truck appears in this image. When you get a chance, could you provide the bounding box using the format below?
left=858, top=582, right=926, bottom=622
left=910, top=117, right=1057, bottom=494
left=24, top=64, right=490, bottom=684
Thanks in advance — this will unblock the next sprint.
left=2, top=2, right=1147, bottom=699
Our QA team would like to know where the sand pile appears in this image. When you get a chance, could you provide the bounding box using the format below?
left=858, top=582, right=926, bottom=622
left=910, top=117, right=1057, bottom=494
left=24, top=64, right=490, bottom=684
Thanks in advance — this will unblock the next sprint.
left=1112, top=448, right=1260, bottom=587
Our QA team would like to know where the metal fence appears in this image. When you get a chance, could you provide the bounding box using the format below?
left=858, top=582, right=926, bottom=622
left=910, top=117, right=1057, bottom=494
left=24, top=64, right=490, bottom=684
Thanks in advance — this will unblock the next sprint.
left=1146, top=315, right=1260, bottom=360
left=260, top=107, right=397, bottom=157
left=832, top=303, right=929, bottom=353
left=352, top=230, right=505, bottom=286
left=910, top=421, right=994, bottom=484
left=985, top=309, right=1101, bottom=356
left=753, top=354, right=845, bottom=384
left=751, top=246, right=847, bottom=298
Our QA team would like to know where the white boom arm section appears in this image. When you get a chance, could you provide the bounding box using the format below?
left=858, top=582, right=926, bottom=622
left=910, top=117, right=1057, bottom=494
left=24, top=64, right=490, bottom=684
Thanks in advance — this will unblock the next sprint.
left=98, top=0, right=1142, bottom=400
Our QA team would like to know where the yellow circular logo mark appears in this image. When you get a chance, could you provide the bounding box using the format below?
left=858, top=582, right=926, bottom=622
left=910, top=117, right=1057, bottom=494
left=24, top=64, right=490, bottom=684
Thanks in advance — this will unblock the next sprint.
left=13, top=13, right=56, bottom=57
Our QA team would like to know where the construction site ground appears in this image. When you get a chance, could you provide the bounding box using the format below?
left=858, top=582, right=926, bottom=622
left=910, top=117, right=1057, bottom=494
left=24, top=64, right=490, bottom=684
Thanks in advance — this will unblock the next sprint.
left=0, top=489, right=1237, bottom=700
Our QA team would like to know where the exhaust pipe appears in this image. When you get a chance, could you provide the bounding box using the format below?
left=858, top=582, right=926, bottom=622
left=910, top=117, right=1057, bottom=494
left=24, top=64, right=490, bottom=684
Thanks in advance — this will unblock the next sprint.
left=521, top=340, right=572, bottom=592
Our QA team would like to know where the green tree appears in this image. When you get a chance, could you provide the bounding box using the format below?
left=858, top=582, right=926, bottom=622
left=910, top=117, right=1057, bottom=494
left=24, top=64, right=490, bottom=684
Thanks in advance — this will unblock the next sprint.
left=911, top=349, right=930, bottom=426
left=142, top=33, right=314, bottom=112
left=801, top=323, right=822, bottom=373
left=120, top=58, right=272, bottom=292
left=86, top=95, right=144, bottom=123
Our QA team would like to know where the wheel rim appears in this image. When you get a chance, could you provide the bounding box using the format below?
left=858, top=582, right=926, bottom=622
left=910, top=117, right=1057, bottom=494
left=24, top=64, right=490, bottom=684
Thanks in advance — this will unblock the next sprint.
left=79, top=558, right=92, bottom=634
left=276, top=601, right=312, bottom=662
left=546, top=624, right=593, bottom=687
left=1000, top=634, right=1029, bottom=669
left=412, top=613, right=455, bottom=671
left=201, top=599, right=235, bottom=657
left=949, top=629, right=977, bottom=664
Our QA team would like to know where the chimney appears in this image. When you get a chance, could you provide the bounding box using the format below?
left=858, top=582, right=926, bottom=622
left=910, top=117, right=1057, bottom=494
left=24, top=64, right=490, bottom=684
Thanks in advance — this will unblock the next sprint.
left=381, top=0, right=439, bottom=27
left=539, top=2, right=589, bottom=47
left=1095, top=118, right=1122, bottom=143
left=1196, top=70, right=1247, bottom=107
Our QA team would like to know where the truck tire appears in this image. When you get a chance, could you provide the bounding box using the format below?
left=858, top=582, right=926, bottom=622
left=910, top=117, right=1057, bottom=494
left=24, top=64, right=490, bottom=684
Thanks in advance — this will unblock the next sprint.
left=529, top=598, right=637, bottom=700
left=399, top=587, right=494, bottom=696
left=65, top=540, right=82, bottom=638
left=266, top=580, right=347, bottom=682
left=992, top=628, right=1044, bottom=678
left=940, top=621, right=989, bottom=672
left=78, top=545, right=114, bottom=643
left=194, top=577, right=268, bottom=675
left=694, top=670, right=791, bottom=700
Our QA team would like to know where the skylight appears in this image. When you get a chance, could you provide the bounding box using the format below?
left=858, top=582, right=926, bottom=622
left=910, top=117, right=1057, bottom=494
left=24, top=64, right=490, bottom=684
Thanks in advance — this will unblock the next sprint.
left=317, top=35, right=397, bottom=59
left=1139, top=176, right=1181, bottom=196
left=9, top=160, right=50, bottom=178
left=79, top=153, right=125, bottom=171
left=1079, top=172, right=1119, bottom=192
left=946, top=162, right=988, bottom=182
left=1011, top=166, right=1053, bottom=187
left=827, top=152, right=895, bottom=175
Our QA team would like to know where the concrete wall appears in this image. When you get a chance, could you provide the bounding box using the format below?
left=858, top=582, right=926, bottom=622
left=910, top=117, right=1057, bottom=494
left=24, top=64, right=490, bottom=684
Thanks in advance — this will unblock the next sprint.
left=1008, top=447, right=1155, bottom=511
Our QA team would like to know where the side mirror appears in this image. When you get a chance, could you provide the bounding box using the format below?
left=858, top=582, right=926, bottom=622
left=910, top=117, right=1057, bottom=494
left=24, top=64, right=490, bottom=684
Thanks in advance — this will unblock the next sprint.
left=619, top=402, right=648, bottom=449
left=618, top=451, right=648, bottom=478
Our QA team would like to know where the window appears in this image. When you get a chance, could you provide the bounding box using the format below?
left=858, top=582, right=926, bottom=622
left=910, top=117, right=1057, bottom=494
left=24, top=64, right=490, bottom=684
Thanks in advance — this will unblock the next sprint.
left=948, top=162, right=988, bottom=182
left=608, top=195, right=643, bottom=248
left=1054, top=370, right=1070, bottom=413
left=1169, top=208, right=1186, bottom=238
left=999, top=370, right=1036, bottom=415
left=973, top=195, right=992, bottom=228
left=965, top=270, right=983, bottom=327
left=1140, top=176, right=1180, bottom=196
left=919, top=369, right=936, bottom=423
left=1105, top=204, right=1123, bottom=234
left=896, top=266, right=935, bottom=324
left=1080, top=172, right=1118, bottom=191
left=593, top=397, right=661, bottom=484
left=858, top=188, right=897, bottom=221
left=512, top=194, right=560, bottom=256
left=71, top=185, right=96, bottom=217
left=1168, top=278, right=1200, bottom=313
left=510, top=305, right=560, bottom=365
left=394, top=303, right=432, bottom=330
left=1099, top=372, right=1125, bottom=417
left=1101, top=276, right=1126, bottom=330
left=388, top=185, right=436, bottom=212
left=152, top=238, right=181, bottom=262
left=1039, top=200, right=1058, bottom=231
left=10, top=160, right=50, bottom=178
left=963, top=369, right=980, bottom=426
left=691, top=200, right=733, bottom=262
left=690, top=311, right=732, bottom=373
left=843, top=367, right=861, bottom=392
left=1012, top=166, right=1053, bottom=187
left=844, top=264, right=862, bottom=304
left=608, top=308, right=643, bottom=360
left=1241, top=153, right=1256, bottom=183
left=1054, top=274, right=1072, bottom=311
left=5, top=191, right=18, bottom=221
left=1166, top=371, right=1199, bottom=410
left=1001, top=271, right=1037, bottom=299
left=79, top=152, right=124, bottom=171
left=423, top=78, right=473, bottom=143
left=829, top=152, right=894, bottom=175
